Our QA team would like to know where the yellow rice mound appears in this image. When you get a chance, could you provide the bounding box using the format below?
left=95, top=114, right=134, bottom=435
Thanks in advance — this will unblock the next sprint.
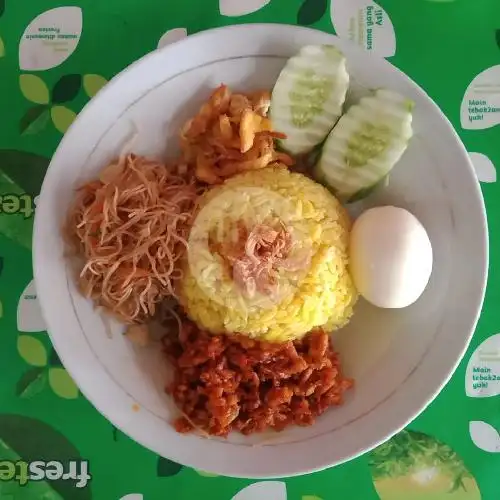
left=180, top=167, right=358, bottom=342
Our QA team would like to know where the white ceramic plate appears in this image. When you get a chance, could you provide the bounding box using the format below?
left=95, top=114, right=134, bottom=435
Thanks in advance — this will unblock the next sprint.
left=33, top=24, right=488, bottom=478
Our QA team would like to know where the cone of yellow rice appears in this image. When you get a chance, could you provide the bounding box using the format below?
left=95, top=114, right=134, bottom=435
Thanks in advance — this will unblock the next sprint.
left=181, top=167, right=358, bottom=342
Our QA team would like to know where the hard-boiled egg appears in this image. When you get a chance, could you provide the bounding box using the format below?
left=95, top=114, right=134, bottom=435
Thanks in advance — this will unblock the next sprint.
left=349, top=206, right=433, bottom=309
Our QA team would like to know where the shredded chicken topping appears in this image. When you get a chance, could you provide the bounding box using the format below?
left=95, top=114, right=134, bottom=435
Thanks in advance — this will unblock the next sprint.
left=210, top=221, right=310, bottom=298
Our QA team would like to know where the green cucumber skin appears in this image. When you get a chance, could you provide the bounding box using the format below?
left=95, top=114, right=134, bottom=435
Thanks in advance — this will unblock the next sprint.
left=270, top=44, right=350, bottom=156
left=315, top=89, right=414, bottom=201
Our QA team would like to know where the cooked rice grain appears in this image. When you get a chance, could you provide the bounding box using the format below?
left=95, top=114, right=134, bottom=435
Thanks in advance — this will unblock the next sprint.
left=180, top=167, right=358, bottom=342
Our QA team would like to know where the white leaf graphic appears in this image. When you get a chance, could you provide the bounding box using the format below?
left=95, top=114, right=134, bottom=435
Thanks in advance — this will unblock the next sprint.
left=330, top=0, right=396, bottom=57
left=469, top=152, right=497, bottom=183
left=231, top=481, right=287, bottom=500
left=465, top=333, right=500, bottom=398
left=17, top=279, right=46, bottom=333
left=219, top=0, right=271, bottom=17
left=469, top=421, right=500, bottom=453
left=461, top=66, right=500, bottom=130
left=19, top=7, right=83, bottom=71
left=157, top=28, right=188, bottom=50
left=119, top=495, right=143, bottom=500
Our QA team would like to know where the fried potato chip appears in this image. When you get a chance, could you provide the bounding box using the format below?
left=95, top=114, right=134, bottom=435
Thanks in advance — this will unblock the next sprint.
left=240, top=110, right=273, bottom=153
left=274, top=152, right=295, bottom=166
left=218, top=115, right=234, bottom=141
left=179, top=85, right=293, bottom=184
left=183, top=85, right=231, bottom=140
left=196, top=152, right=221, bottom=185
left=249, top=90, right=271, bottom=116
left=210, top=85, right=231, bottom=115
left=229, top=94, right=251, bottom=119
left=218, top=152, right=274, bottom=177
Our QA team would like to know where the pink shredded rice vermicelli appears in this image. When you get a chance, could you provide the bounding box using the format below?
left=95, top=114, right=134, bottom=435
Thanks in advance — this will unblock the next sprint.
left=65, top=153, right=199, bottom=323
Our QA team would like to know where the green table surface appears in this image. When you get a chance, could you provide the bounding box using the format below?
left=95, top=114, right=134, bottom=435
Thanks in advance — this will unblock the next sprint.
left=1, top=0, right=500, bottom=499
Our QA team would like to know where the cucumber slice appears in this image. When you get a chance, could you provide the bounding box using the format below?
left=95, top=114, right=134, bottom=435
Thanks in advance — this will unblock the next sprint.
left=315, top=89, right=413, bottom=202
left=270, top=45, right=350, bottom=155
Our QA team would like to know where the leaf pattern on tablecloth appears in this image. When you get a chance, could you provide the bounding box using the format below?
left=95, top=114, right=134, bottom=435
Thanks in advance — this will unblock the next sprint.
left=17, top=335, right=47, bottom=366
left=16, top=366, right=47, bottom=398
left=330, top=0, right=396, bottom=57
left=0, top=452, right=63, bottom=499
left=195, top=469, right=219, bottom=477
left=0, top=150, right=47, bottom=246
left=157, top=456, right=184, bottom=477
left=465, top=333, right=500, bottom=397
left=19, top=7, right=83, bottom=71
left=18, top=73, right=84, bottom=134
left=17, top=279, right=46, bottom=333
left=461, top=66, right=500, bottom=130
left=0, top=414, right=92, bottom=499
left=48, top=367, right=79, bottom=399
left=19, top=104, right=50, bottom=135
left=0, top=150, right=48, bottom=198
left=157, top=27, right=188, bottom=49
left=19, top=74, right=50, bottom=104
left=18, top=75, right=51, bottom=133
left=297, top=0, right=328, bottom=26
left=219, top=0, right=271, bottom=16
left=469, top=152, right=497, bottom=183
left=51, top=105, right=77, bottom=133
left=49, top=347, right=63, bottom=367
left=16, top=286, right=79, bottom=400
left=469, top=421, right=500, bottom=453
left=83, top=74, right=108, bottom=98
left=231, top=482, right=287, bottom=500
left=51, top=74, right=82, bottom=103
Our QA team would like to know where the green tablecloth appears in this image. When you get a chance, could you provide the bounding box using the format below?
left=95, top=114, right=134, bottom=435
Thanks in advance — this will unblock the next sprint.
left=1, top=0, right=499, bottom=498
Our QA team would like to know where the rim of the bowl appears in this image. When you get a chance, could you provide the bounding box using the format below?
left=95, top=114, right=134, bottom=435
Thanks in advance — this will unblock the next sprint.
left=33, top=23, right=489, bottom=478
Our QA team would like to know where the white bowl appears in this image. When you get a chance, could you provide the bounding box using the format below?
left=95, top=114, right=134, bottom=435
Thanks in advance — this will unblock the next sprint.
left=33, top=24, right=488, bottom=478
